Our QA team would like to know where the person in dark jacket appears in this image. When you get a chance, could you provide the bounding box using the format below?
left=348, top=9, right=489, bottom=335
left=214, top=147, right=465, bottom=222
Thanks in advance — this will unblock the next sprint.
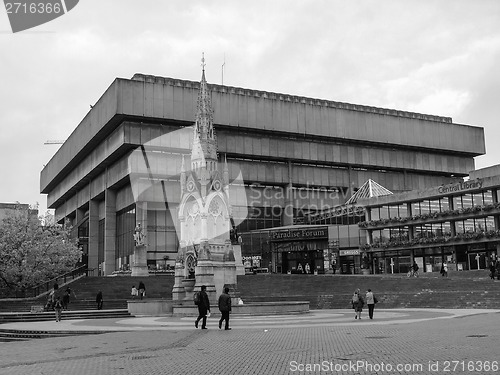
left=218, top=287, right=232, bottom=330
left=352, top=288, right=364, bottom=320
left=138, top=281, right=146, bottom=300
left=195, top=285, right=210, bottom=329
left=96, top=290, right=103, bottom=310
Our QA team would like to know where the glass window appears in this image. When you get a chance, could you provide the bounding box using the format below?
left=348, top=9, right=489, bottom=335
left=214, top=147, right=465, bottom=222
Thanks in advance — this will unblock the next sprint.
left=429, top=200, right=441, bottom=213
left=462, top=194, right=473, bottom=208
left=388, top=205, right=399, bottom=219
left=486, top=215, right=495, bottom=231
left=472, top=192, right=484, bottom=206
left=370, top=207, right=380, bottom=221
left=439, top=197, right=450, bottom=212
left=411, top=202, right=420, bottom=216
left=420, top=200, right=430, bottom=215
left=398, top=204, right=408, bottom=218
left=452, top=195, right=463, bottom=210
left=483, top=190, right=493, bottom=205
left=475, top=218, right=487, bottom=232
left=379, top=206, right=389, bottom=220
left=372, top=229, right=390, bottom=244
left=464, top=219, right=475, bottom=232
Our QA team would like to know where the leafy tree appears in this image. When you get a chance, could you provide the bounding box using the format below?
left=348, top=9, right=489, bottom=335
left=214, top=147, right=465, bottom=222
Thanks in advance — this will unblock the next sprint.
left=0, top=206, right=81, bottom=296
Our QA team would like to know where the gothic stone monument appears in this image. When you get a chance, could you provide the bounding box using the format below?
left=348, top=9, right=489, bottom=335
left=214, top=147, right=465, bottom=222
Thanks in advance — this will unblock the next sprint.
left=172, top=58, right=240, bottom=304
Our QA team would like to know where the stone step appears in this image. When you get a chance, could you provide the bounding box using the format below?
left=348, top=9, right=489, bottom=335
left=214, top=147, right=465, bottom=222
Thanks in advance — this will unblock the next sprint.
left=0, top=309, right=132, bottom=323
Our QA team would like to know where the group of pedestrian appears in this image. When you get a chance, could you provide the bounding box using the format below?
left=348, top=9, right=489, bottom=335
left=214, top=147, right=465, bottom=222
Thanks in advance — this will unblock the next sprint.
left=351, top=288, right=378, bottom=320
left=130, top=281, right=146, bottom=299
left=194, top=285, right=232, bottom=330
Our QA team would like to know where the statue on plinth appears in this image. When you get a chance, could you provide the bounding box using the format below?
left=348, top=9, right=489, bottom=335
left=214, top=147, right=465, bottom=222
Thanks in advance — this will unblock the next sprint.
left=134, top=223, right=146, bottom=247
left=132, top=222, right=149, bottom=277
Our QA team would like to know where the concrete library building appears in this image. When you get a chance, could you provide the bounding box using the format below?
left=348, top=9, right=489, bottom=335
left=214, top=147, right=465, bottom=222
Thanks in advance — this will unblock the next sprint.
left=40, top=66, right=485, bottom=275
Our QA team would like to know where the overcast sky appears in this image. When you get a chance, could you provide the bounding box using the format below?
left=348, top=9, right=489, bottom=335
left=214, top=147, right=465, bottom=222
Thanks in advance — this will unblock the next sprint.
left=1, top=0, right=499, bottom=216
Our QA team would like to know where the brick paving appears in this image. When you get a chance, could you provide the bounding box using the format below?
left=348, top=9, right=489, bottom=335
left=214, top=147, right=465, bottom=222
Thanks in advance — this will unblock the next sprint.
left=1, top=309, right=499, bottom=374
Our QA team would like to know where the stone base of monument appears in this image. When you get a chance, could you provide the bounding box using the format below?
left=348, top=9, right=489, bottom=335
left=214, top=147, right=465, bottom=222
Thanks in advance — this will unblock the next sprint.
left=128, top=299, right=174, bottom=316
left=128, top=299, right=309, bottom=317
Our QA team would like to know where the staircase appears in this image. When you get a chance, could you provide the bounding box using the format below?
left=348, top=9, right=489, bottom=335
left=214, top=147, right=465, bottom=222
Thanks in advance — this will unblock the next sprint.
left=237, top=270, right=500, bottom=309
left=0, top=275, right=175, bottom=314
left=1, top=271, right=499, bottom=318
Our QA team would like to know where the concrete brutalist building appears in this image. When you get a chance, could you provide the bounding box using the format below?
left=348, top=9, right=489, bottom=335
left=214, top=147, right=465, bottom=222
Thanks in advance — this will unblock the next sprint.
left=40, top=71, right=485, bottom=275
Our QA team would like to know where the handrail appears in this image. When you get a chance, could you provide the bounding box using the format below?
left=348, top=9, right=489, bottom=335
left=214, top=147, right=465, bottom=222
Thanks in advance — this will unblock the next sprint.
left=29, top=265, right=91, bottom=298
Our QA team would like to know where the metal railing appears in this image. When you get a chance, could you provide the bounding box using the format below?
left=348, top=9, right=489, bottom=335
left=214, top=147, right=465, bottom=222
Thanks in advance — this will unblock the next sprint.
left=29, top=265, right=90, bottom=298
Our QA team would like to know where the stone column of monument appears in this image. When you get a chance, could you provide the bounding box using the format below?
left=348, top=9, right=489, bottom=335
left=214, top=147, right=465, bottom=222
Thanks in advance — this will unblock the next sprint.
left=194, top=242, right=217, bottom=301
left=172, top=242, right=186, bottom=301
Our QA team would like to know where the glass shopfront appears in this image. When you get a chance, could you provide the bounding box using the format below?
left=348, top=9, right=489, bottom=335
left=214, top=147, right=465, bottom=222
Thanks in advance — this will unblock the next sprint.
left=270, top=227, right=329, bottom=274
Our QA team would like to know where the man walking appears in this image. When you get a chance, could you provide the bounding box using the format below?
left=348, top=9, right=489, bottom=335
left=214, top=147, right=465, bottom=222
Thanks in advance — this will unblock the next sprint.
left=96, top=290, right=103, bottom=310
left=195, top=285, right=210, bottom=329
left=365, top=289, right=377, bottom=319
left=218, top=287, right=232, bottom=330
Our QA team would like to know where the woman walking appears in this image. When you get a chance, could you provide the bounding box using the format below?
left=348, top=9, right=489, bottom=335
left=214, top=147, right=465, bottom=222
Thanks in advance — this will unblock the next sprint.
left=351, top=289, right=364, bottom=320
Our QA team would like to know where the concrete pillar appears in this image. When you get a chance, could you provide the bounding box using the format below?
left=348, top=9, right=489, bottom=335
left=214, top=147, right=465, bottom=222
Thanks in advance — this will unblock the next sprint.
left=88, top=199, right=99, bottom=274
left=104, top=189, right=116, bottom=276
left=283, top=162, right=294, bottom=226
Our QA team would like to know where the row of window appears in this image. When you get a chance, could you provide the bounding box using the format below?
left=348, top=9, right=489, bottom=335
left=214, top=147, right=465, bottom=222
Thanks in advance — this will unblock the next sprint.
left=370, top=191, right=496, bottom=221
left=371, top=217, right=497, bottom=242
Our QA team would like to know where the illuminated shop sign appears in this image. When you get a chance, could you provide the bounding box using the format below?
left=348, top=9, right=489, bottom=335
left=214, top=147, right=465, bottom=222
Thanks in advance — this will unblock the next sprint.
left=437, top=179, right=483, bottom=194
left=271, top=227, right=328, bottom=241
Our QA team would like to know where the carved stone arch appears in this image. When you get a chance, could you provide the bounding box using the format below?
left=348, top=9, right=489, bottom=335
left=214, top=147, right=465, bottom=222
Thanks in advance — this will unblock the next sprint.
left=206, top=193, right=229, bottom=243
left=183, top=194, right=202, bottom=244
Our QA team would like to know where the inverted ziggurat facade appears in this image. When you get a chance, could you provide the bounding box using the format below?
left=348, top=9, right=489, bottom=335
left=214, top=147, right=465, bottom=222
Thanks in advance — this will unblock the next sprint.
left=41, top=61, right=487, bottom=275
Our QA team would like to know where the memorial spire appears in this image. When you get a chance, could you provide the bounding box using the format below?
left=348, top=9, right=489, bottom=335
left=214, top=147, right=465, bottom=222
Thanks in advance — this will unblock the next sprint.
left=191, top=53, right=218, bottom=175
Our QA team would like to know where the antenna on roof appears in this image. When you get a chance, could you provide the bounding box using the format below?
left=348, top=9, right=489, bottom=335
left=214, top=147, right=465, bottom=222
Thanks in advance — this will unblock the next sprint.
left=222, top=53, right=225, bottom=85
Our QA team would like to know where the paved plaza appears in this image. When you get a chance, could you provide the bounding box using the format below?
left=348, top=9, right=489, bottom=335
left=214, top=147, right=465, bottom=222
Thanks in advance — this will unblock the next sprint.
left=1, top=309, right=499, bottom=374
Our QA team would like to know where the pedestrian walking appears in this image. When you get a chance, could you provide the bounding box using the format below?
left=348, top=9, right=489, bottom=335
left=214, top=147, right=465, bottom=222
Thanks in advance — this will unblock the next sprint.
left=54, top=296, right=63, bottom=322
left=138, top=281, right=146, bottom=300
left=195, top=285, right=210, bottom=329
left=440, top=262, right=448, bottom=277
left=96, top=290, right=103, bottom=310
left=489, top=262, right=496, bottom=280
left=62, top=290, right=70, bottom=310
left=365, top=289, right=378, bottom=320
left=218, top=287, right=232, bottom=330
left=131, top=285, right=138, bottom=298
left=351, top=288, right=364, bottom=320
